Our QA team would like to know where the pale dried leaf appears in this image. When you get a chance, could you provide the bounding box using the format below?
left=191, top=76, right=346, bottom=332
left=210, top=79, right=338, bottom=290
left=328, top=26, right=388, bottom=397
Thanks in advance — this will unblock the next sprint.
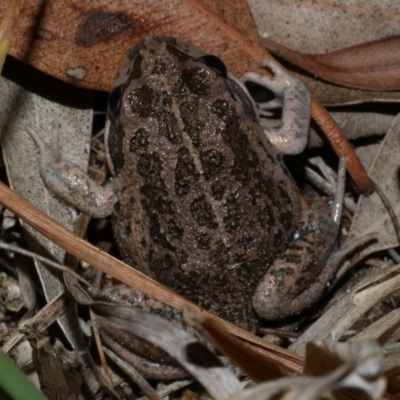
left=349, top=114, right=400, bottom=253
left=249, top=0, right=400, bottom=104
left=0, top=72, right=92, bottom=348
left=251, top=1, right=400, bottom=53
left=136, top=379, right=193, bottom=400
left=289, top=264, right=400, bottom=356
left=294, top=73, right=400, bottom=106
left=230, top=376, right=323, bottom=400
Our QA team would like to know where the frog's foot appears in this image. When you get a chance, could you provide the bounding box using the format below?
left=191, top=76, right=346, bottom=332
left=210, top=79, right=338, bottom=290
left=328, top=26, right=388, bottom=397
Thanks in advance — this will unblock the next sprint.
left=26, top=123, right=116, bottom=218
left=241, top=59, right=310, bottom=155
left=252, top=209, right=337, bottom=320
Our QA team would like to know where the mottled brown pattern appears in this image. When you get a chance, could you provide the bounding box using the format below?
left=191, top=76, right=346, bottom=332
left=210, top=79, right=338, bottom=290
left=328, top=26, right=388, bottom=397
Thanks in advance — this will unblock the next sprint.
left=107, top=36, right=301, bottom=330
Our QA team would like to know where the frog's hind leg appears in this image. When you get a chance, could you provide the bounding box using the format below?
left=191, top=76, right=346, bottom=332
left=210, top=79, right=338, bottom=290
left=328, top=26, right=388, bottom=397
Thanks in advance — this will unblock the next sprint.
left=252, top=209, right=337, bottom=321
left=242, top=59, right=310, bottom=155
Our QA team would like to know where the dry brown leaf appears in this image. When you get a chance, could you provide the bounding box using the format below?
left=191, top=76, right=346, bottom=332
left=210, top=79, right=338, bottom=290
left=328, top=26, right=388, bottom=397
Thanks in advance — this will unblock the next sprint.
left=250, top=0, right=400, bottom=104
left=4, top=0, right=270, bottom=91
left=262, top=36, right=400, bottom=91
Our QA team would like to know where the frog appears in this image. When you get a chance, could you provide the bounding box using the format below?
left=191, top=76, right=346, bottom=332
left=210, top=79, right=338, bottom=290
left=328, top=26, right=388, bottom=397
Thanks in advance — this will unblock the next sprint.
left=26, top=36, right=337, bottom=331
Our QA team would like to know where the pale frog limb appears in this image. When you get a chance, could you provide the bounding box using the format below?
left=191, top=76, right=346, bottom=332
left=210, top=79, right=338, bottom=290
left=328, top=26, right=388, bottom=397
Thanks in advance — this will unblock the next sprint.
left=26, top=122, right=116, bottom=219
left=242, top=59, right=310, bottom=155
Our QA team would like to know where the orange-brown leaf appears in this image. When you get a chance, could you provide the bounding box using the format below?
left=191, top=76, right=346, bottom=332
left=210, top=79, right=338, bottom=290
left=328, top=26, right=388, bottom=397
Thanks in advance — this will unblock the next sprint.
left=5, top=0, right=268, bottom=91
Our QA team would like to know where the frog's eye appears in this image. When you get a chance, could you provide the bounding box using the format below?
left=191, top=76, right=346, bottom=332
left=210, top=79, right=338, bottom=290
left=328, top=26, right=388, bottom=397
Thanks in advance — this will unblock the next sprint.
left=201, top=55, right=228, bottom=79
left=108, top=85, right=124, bottom=120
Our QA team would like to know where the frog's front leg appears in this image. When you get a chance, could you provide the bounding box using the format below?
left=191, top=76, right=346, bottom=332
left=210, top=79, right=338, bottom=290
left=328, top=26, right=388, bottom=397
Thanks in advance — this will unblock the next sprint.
left=252, top=209, right=337, bottom=320
left=242, top=59, right=310, bottom=155
left=26, top=123, right=116, bottom=218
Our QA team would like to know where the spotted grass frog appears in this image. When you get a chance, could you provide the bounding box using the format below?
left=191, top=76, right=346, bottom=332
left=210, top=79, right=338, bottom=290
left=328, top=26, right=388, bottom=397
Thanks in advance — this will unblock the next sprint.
left=27, top=36, right=337, bottom=330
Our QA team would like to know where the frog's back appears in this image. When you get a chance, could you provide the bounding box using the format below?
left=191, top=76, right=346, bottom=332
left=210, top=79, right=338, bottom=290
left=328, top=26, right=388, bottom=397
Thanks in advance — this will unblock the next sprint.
left=107, top=37, right=301, bottom=329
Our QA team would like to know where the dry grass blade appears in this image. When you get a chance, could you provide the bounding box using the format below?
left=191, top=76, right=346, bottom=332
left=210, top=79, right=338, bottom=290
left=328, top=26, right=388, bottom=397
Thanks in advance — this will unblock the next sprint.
left=88, top=307, right=111, bottom=386
left=0, top=0, right=25, bottom=71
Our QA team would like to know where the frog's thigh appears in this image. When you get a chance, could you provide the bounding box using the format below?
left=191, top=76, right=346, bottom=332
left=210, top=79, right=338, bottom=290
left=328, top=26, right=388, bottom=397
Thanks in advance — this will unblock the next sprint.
left=242, top=59, right=311, bottom=155
left=252, top=209, right=337, bottom=320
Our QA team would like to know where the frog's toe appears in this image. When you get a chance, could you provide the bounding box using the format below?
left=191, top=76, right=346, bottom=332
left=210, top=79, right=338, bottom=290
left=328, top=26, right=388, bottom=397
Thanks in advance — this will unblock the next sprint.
left=258, top=98, right=282, bottom=111
left=26, top=125, right=61, bottom=159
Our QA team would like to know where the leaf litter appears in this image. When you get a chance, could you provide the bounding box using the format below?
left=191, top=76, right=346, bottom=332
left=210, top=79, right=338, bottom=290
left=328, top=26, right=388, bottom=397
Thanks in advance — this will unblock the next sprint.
left=0, top=2, right=400, bottom=399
